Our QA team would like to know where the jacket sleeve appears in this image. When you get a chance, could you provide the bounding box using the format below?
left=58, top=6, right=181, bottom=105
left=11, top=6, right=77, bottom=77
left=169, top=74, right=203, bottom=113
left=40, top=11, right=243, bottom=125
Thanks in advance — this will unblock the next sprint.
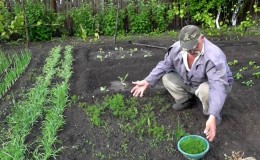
left=144, top=48, right=176, bottom=87
left=206, top=60, right=230, bottom=122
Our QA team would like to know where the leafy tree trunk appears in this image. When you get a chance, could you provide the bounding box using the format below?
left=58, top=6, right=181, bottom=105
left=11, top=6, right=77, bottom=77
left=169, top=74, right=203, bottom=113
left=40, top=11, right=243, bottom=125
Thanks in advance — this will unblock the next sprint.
left=51, top=0, right=57, bottom=12
left=5, top=0, right=12, bottom=12
left=114, top=0, right=119, bottom=44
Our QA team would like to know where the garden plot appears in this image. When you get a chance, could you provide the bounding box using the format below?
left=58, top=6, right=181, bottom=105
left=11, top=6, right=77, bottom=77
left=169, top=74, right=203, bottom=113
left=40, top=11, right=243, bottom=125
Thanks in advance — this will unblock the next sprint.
left=57, top=36, right=260, bottom=160
left=0, top=35, right=259, bottom=160
left=73, top=43, right=167, bottom=95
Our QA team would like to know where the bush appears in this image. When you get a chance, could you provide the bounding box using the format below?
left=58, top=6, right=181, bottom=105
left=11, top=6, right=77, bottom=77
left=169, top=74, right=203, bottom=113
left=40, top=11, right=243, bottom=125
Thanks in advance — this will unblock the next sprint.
left=25, top=1, right=56, bottom=41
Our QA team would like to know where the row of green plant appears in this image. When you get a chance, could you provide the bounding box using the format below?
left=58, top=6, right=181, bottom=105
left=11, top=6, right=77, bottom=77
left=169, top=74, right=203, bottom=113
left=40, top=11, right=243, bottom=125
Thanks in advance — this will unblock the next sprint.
left=32, top=46, right=73, bottom=159
left=228, top=60, right=259, bottom=86
left=0, top=50, right=31, bottom=99
left=0, top=46, right=62, bottom=159
left=0, top=52, right=13, bottom=76
left=1, top=0, right=260, bottom=42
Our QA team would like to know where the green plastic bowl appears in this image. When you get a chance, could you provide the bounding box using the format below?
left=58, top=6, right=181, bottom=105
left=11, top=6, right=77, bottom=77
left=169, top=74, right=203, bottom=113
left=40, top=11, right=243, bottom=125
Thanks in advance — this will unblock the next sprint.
left=177, top=135, right=209, bottom=160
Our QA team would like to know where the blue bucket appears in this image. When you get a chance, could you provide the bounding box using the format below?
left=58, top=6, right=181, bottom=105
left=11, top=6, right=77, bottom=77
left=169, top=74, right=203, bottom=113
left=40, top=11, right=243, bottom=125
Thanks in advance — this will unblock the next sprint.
left=177, top=135, right=210, bottom=160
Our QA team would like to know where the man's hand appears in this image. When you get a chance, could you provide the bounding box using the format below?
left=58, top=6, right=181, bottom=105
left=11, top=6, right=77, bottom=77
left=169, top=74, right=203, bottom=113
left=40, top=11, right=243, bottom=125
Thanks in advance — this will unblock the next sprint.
left=131, top=80, right=149, bottom=97
left=204, top=115, right=217, bottom=142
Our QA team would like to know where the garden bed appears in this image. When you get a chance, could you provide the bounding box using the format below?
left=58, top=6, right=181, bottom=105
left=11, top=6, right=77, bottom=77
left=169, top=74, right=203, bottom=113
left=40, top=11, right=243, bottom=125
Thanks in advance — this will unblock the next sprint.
left=0, top=34, right=259, bottom=159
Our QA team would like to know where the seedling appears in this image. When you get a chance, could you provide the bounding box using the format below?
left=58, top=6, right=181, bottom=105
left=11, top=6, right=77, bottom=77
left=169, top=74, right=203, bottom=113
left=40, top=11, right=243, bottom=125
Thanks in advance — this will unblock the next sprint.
left=253, top=72, right=260, bottom=79
left=234, top=72, right=243, bottom=80
left=129, top=48, right=138, bottom=56
left=253, top=65, right=260, bottom=69
left=100, top=86, right=109, bottom=92
left=249, top=61, right=256, bottom=66
left=118, top=73, right=128, bottom=86
left=242, top=80, right=254, bottom=86
left=97, top=55, right=103, bottom=61
left=239, top=67, right=248, bottom=72
left=228, top=60, right=238, bottom=66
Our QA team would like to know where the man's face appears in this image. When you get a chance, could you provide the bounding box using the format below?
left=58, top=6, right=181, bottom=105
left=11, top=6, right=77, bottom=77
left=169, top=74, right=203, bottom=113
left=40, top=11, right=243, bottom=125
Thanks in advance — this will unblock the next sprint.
left=188, top=36, right=203, bottom=55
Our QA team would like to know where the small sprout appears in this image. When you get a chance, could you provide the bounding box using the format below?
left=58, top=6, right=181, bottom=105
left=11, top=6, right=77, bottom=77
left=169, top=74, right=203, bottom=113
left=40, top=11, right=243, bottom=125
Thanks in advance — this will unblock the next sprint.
left=100, top=86, right=109, bottom=92
left=144, top=54, right=152, bottom=57
left=253, top=65, right=260, bottom=69
left=119, top=47, right=124, bottom=51
left=249, top=61, right=256, bottom=66
left=129, top=48, right=138, bottom=56
left=228, top=60, right=238, bottom=66
left=234, top=72, right=243, bottom=80
left=239, top=67, right=248, bottom=72
left=118, top=73, right=128, bottom=86
left=253, top=72, right=260, bottom=79
left=242, top=80, right=254, bottom=86
left=98, top=48, right=104, bottom=54
left=97, top=55, right=103, bottom=61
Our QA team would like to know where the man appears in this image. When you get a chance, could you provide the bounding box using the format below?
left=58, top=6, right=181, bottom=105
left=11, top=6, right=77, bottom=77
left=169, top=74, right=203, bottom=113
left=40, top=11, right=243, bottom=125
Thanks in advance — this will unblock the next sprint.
left=130, top=25, right=233, bottom=142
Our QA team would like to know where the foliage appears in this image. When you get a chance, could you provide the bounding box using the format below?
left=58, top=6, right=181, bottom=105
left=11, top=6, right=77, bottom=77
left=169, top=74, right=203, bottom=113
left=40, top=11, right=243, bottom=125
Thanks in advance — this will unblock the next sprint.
left=1, top=0, right=260, bottom=41
left=24, top=1, right=56, bottom=41
left=69, top=3, right=94, bottom=37
left=150, top=0, right=167, bottom=32
left=97, top=1, right=124, bottom=36
left=127, top=0, right=151, bottom=34
left=0, top=2, right=24, bottom=40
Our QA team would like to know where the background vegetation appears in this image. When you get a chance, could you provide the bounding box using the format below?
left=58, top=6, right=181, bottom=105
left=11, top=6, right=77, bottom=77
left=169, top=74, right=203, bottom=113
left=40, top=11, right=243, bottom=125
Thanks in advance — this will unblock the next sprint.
left=1, top=0, right=260, bottom=42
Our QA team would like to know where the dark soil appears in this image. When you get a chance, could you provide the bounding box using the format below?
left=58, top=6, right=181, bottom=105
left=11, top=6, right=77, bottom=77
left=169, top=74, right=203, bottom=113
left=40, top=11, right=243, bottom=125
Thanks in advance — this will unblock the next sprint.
left=0, top=34, right=259, bottom=160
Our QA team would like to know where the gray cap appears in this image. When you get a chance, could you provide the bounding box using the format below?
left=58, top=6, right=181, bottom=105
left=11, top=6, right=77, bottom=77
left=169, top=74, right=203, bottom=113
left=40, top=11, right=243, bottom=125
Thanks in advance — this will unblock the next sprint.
left=179, top=25, right=201, bottom=51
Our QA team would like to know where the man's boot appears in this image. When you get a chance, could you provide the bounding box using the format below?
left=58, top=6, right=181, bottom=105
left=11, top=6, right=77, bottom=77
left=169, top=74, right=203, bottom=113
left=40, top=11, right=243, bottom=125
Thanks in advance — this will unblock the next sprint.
left=172, top=96, right=197, bottom=111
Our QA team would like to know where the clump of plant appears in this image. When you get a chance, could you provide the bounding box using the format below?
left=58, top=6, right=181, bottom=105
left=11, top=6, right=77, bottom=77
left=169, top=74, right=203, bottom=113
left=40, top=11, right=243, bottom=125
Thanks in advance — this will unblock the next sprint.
left=179, top=137, right=207, bottom=154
